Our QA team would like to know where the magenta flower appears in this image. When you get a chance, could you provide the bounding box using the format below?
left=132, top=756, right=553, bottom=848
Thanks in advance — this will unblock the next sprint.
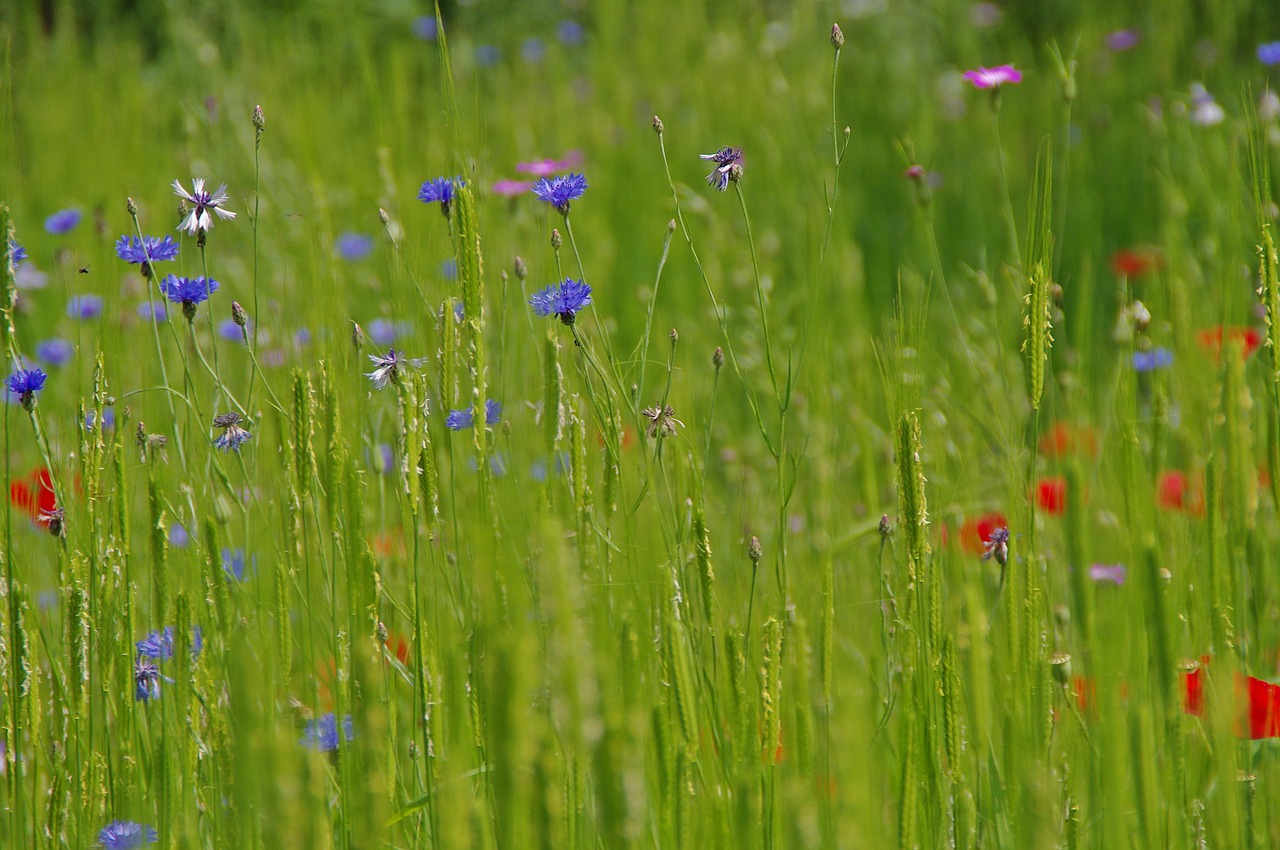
left=492, top=179, right=535, bottom=197
left=1088, top=563, right=1127, bottom=586
left=962, top=65, right=1022, bottom=89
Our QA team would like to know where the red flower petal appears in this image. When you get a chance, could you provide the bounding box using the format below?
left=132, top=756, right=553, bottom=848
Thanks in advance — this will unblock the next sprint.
left=1034, top=477, right=1067, bottom=515
left=957, top=512, right=1008, bottom=555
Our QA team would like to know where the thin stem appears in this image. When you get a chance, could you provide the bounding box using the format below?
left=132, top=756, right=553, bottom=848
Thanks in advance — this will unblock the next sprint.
left=992, top=99, right=1022, bottom=270
left=732, top=183, right=779, bottom=399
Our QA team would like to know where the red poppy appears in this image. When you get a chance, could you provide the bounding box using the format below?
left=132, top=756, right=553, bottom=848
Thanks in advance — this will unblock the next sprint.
left=1181, top=658, right=1280, bottom=739
left=1034, top=477, right=1067, bottom=515
left=1196, top=326, right=1263, bottom=362
left=9, top=466, right=57, bottom=526
left=1157, top=470, right=1204, bottom=517
left=1039, top=422, right=1098, bottom=458
left=384, top=631, right=411, bottom=666
left=369, top=528, right=405, bottom=558
left=956, top=512, right=1008, bottom=556
left=1110, top=248, right=1162, bottom=278
left=1071, top=676, right=1096, bottom=714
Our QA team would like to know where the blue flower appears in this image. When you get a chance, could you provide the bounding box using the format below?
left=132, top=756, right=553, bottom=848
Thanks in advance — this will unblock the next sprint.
left=7, top=368, right=46, bottom=410
left=529, top=278, right=592, bottom=325
left=99, top=821, right=158, bottom=850
left=446, top=399, right=502, bottom=431
left=133, top=657, right=163, bottom=702
left=213, top=412, right=252, bottom=452
left=368, top=318, right=395, bottom=346
left=411, top=15, right=438, bottom=40
left=218, top=318, right=246, bottom=342
left=159, top=275, right=219, bottom=320
left=373, top=442, right=394, bottom=474
left=475, top=44, right=501, bottom=67
left=67, top=294, right=104, bottom=319
left=531, top=173, right=588, bottom=214
left=35, top=338, right=73, bottom=367
left=557, top=20, right=585, bottom=46
left=116, top=235, right=180, bottom=268
left=301, top=713, right=355, bottom=752
left=85, top=407, right=115, bottom=431
left=222, top=548, right=251, bottom=581
left=136, top=625, right=203, bottom=661
left=1259, top=42, right=1280, bottom=66
left=417, top=177, right=463, bottom=215
left=1132, top=348, right=1173, bottom=372
left=294, top=328, right=312, bottom=348
left=440, top=259, right=458, bottom=280
left=336, top=232, right=374, bottom=261
left=7, top=239, right=26, bottom=267
left=44, top=209, right=81, bottom=235
left=700, top=147, right=744, bottom=191
left=169, top=523, right=189, bottom=548
left=137, top=302, right=167, bottom=322
left=522, top=38, right=546, bottom=63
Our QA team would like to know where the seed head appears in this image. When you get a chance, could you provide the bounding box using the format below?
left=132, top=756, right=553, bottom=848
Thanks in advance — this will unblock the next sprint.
left=1050, top=652, right=1072, bottom=685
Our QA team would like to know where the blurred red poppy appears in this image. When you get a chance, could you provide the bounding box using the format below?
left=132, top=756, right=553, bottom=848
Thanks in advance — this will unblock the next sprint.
left=9, top=466, right=57, bottom=526
left=1182, top=659, right=1280, bottom=739
left=1110, top=248, right=1162, bottom=278
left=1039, top=422, right=1098, bottom=458
left=1157, top=470, right=1204, bottom=517
left=1196, top=326, right=1263, bottom=361
left=1034, top=477, right=1067, bottom=515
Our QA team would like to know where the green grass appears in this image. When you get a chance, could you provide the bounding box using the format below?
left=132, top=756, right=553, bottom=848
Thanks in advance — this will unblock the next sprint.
left=2, top=1, right=1280, bottom=847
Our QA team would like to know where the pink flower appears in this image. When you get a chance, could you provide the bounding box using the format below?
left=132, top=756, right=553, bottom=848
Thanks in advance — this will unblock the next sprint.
left=492, top=179, right=534, bottom=197
left=516, top=151, right=585, bottom=177
left=962, top=64, right=1023, bottom=89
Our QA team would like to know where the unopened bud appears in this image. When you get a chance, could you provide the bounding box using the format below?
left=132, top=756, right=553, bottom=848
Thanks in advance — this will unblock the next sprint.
left=231, top=301, right=248, bottom=328
left=831, top=23, right=845, bottom=49
left=376, top=621, right=389, bottom=643
left=378, top=207, right=390, bottom=225
left=712, top=346, right=724, bottom=369
left=351, top=321, right=366, bottom=351
left=747, top=535, right=762, bottom=565
left=126, top=197, right=138, bottom=216
left=252, top=104, right=265, bottom=132
left=667, top=219, right=676, bottom=233
left=878, top=514, right=892, bottom=538
left=550, top=229, right=562, bottom=249
left=669, top=327, right=678, bottom=344
left=652, top=115, right=664, bottom=135
left=514, top=255, right=527, bottom=281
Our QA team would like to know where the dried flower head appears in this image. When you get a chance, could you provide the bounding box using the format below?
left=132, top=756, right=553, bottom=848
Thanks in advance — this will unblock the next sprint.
left=642, top=403, right=684, bottom=438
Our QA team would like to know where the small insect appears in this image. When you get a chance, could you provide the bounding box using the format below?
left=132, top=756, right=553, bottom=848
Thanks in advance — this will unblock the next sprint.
left=78, top=267, right=89, bottom=274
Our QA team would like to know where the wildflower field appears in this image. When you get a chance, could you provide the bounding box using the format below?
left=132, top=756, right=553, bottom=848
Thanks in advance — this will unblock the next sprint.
left=5, top=1, right=1280, bottom=847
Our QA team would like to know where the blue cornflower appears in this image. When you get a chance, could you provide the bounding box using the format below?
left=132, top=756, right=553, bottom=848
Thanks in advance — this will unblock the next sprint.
left=557, top=20, right=585, bottom=46
left=212, top=412, right=252, bottom=452
left=7, top=367, right=47, bottom=411
left=446, top=399, right=502, bottom=431
left=411, top=15, right=438, bottom=40
left=172, top=178, right=236, bottom=235
left=85, top=407, right=115, bottom=431
left=530, top=452, right=571, bottom=482
left=67, top=294, right=104, bottom=320
left=134, top=656, right=164, bottom=702
left=115, top=235, right=180, bottom=275
left=417, top=177, right=463, bottom=216
left=35, top=338, right=74, bottom=367
left=301, top=713, right=355, bottom=752
left=7, top=239, right=26, bottom=267
left=529, top=278, right=592, bottom=326
left=440, top=259, right=458, bottom=280
left=368, top=318, right=395, bottom=346
left=45, top=209, right=81, bottom=235
left=99, top=820, right=158, bottom=850
left=295, top=328, right=312, bottom=348
left=1132, top=348, right=1173, bottom=372
left=531, top=173, right=588, bottom=215
left=137, top=302, right=167, bottom=322
left=522, top=38, right=546, bottom=63
left=159, top=275, right=219, bottom=321
left=1259, top=42, right=1280, bottom=66
left=136, top=626, right=203, bottom=661
left=373, top=442, right=394, bottom=474
left=218, top=318, right=246, bottom=342
left=222, top=548, right=250, bottom=581
left=336, top=232, right=374, bottom=261
left=169, top=523, right=189, bottom=548
left=700, top=147, right=744, bottom=191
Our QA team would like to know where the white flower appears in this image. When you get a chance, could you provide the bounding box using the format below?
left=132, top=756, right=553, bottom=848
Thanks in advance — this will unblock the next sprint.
left=172, top=178, right=237, bottom=234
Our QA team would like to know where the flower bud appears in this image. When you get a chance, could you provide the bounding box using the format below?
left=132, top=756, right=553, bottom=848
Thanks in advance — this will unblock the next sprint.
left=351, top=321, right=366, bottom=351
left=747, top=535, right=762, bottom=565
left=126, top=197, right=138, bottom=216
left=878, top=514, right=892, bottom=538
left=831, top=23, right=845, bottom=49
left=514, top=255, right=527, bottom=280
left=550, top=229, right=562, bottom=249
left=252, top=104, right=265, bottom=132
left=652, top=114, right=664, bottom=135
left=378, top=207, right=390, bottom=225
left=231, top=300, right=248, bottom=328
left=712, top=346, right=724, bottom=369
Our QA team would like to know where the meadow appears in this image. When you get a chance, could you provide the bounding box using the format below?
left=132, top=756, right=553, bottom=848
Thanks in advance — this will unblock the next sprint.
left=3, top=0, right=1280, bottom=847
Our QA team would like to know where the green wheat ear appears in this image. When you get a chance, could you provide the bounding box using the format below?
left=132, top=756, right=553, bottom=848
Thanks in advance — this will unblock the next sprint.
left=1021, top=261, right=1054, bottom=412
